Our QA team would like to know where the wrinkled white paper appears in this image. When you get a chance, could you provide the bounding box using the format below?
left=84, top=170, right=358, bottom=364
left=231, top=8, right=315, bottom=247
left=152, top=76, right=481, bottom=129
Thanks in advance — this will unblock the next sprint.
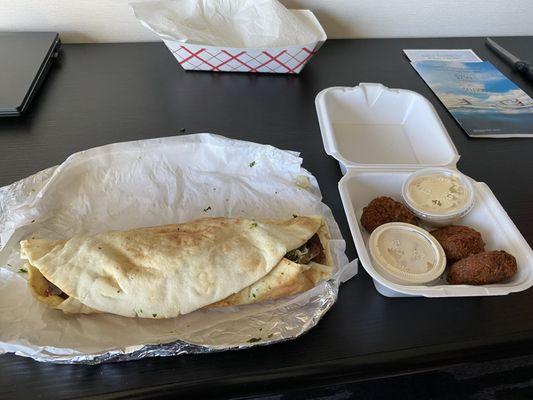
left=0, top=134, right=355, bottom=363
left=131, top=0, right=326, bottom=48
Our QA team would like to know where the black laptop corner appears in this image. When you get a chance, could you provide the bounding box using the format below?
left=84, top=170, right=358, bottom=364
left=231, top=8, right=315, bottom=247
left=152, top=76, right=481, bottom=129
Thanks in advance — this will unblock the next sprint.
left=0, top=32, right=61, bottom=117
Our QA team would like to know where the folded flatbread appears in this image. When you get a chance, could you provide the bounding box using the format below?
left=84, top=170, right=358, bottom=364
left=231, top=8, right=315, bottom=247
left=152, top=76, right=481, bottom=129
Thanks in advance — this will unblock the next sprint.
left=21, top=216, right=333, bottom=318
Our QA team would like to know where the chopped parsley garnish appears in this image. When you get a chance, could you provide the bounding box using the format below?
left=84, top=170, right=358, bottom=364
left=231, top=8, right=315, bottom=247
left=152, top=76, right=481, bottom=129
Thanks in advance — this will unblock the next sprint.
left=249, top=161, right=256, bottom=168
left=252, top=293, right=256, bottom=298
left=247, top=337, right=261, bottom=343
left=152, top=313, right=157, bottom=318
left=250, top=222, right=258, bottom=228
left=179, top=128, right=186, bottom=132
left=267, top=333, right=273, bottom=338
left=292, top=214, right=298, bottom=218
left=203, top=206, right=211, bottom=212
left=31, top=220, right=35, bottom=223
left=18, top=268, right=27, bottom=273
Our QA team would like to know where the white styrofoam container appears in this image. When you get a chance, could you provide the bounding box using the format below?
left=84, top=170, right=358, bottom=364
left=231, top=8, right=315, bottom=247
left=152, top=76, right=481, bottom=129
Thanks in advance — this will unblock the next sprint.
left=315, top=83, right=533, bottom=297
left=162, top=10, right=327, bottom=74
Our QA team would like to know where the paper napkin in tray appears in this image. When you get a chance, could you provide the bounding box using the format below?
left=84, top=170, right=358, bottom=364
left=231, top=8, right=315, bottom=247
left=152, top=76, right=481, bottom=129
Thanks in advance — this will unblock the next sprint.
left=131, top=0, right=325, bottom=48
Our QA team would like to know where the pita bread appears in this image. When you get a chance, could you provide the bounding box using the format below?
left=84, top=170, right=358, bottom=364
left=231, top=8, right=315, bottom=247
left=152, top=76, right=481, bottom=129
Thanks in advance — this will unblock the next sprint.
left=21, top=216, right=323, bottom=318
left=211, top=222, right=333, bottom=307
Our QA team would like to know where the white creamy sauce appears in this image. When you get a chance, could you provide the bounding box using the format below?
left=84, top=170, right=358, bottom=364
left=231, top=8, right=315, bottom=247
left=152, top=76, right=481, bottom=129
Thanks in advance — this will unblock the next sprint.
left=377, top=229, right=435, bottom=274
left=407, top=173, right=467, bottom=214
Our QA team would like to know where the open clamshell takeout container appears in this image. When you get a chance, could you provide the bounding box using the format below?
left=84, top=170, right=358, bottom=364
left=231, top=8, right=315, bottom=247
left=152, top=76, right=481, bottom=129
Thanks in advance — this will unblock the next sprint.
left=316, top=83, right=533, bottom=297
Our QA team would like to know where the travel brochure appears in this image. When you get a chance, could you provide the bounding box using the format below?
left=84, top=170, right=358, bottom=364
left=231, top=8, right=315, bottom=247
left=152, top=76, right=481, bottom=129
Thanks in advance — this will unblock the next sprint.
left=404, top=49, right=482, bottom=63
left=405, top=49, right=533, bottom=138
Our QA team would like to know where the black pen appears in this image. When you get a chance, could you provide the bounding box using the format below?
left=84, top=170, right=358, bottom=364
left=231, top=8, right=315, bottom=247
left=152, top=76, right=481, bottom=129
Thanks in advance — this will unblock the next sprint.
left=486, top=38, right=533, bottom=81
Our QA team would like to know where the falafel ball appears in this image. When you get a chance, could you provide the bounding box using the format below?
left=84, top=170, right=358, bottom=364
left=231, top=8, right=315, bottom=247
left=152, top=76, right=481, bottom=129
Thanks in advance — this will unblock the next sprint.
left=447, top=250, right=517, bottom=285
left=431, top=225, right=485, bottom=262
left=360, top=196, right=418, bottom=233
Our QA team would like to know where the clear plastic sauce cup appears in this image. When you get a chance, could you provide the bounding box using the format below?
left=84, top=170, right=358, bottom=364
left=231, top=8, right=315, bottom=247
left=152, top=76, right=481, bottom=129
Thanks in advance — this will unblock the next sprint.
left=402, top=167, right=475, bottom=226
left=369, top=222, right=447, bottom=285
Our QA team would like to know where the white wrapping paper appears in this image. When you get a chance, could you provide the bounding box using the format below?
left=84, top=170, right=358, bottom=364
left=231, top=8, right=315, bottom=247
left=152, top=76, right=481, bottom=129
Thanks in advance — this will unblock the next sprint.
left=131, top=0, right=325, bottom=48
left=0, top=133, right=355, bottom=363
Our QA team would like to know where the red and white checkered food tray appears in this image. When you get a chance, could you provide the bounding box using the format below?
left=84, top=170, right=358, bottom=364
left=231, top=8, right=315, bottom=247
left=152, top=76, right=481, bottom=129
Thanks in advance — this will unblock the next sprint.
left=164, top=40, right=325, bottom=74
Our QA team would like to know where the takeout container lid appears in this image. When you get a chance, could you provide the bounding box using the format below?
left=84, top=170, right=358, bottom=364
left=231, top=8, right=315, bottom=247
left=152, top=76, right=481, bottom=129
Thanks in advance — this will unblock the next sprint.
left=316, top=83, right=460, bottom=172
left=161, top=10, right=326, bottom=74
left=315, top=83, right=533, bottom=297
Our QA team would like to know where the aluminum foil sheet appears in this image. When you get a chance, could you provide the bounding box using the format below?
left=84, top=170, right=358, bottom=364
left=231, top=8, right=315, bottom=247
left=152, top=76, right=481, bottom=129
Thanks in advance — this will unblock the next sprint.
left=0, top=133, right=356, bottom=364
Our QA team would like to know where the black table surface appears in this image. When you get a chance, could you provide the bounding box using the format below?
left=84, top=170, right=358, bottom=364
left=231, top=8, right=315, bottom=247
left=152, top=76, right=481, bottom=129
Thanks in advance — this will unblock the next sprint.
left=1, top=37, right=532, bottom=399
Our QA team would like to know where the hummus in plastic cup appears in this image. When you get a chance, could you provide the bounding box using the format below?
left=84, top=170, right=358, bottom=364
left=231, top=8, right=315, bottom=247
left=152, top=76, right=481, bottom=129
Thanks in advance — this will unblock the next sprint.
left=369, top=222, right=446, bottom=285
left=402, top=167, right=475, bottom=226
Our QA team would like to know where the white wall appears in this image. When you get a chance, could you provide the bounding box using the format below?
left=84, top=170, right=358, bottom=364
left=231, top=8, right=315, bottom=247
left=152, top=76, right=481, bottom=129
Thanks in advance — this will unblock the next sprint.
left=1, top=0, right=532, bottom=43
